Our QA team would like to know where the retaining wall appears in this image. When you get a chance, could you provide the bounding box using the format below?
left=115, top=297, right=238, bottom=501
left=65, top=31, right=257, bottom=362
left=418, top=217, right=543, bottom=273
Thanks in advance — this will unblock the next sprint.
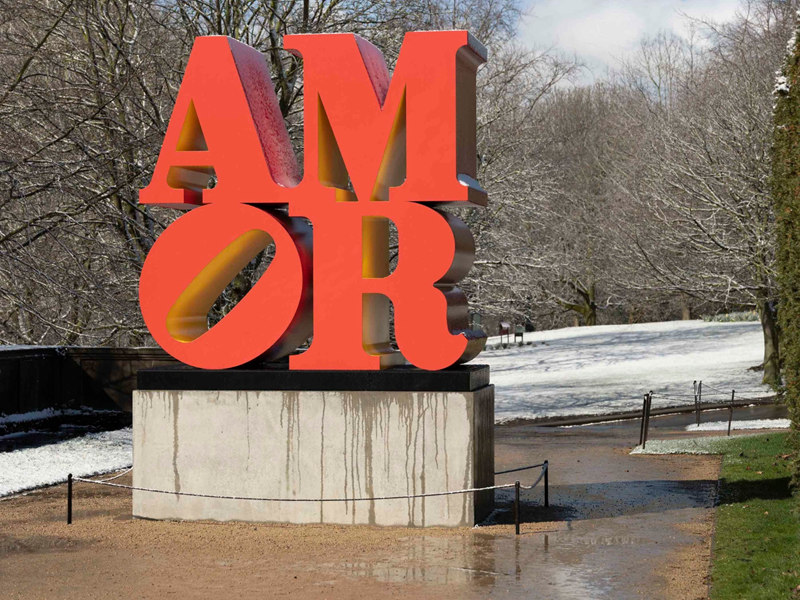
left=0, top=346, right=175, bottom=414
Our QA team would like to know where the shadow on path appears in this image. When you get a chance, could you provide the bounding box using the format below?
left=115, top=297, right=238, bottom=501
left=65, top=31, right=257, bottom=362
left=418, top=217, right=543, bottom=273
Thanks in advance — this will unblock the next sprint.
left=493, top=478, right=718, bottom=524
left=718, top=476, right=792, bottom=503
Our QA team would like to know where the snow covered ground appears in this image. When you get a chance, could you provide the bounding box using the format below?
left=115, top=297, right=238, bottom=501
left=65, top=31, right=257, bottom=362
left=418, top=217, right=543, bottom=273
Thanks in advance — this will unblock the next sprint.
left=0, top=428, right=131, bottom=497
left=686, top=419, right=790, bottom=432
left=630, top=433, right=766, bottom=455
left=0, top=319, right=772, bottom=495
left=481, top=319, right=771, bottom=422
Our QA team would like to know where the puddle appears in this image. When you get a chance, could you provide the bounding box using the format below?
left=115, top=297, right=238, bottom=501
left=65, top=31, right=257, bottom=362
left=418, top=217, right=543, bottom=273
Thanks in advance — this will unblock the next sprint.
left=299, top=445, right=717, bottom=599
left=303, top=523, right=679, bottom=599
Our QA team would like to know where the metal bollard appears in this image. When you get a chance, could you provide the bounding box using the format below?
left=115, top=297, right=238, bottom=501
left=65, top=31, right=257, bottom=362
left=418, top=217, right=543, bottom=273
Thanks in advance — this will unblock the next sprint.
left=544, top=461, right=549, bottom=508
left=727, top=390, right=735, bottom=436
left=67, top=473, right=72, bottom=525
left=514, top=481, right=520, bottom=536
left=639, top=394, right=648, bottom=446
left=642, top=392, right=653, bottom=449
left=698, top=381, right=703, bottom=423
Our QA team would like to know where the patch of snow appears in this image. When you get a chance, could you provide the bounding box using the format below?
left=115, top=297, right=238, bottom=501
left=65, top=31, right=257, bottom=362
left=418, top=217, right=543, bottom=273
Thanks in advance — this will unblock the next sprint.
left=0, top=428, right=132, bottom=497
left=479, top=320, right=771, bottom=422
left=630, top=434, right=763, bottom=455
left=0, top=407, right=90, bottom=425
left=686, top=419, right=790, bottom=432
left=774, top=74, right=790, bottom=95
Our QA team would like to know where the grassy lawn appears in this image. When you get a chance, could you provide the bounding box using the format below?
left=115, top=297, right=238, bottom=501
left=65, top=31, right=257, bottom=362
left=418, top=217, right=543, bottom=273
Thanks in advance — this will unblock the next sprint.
left=711, top=433, right=800, bottom=600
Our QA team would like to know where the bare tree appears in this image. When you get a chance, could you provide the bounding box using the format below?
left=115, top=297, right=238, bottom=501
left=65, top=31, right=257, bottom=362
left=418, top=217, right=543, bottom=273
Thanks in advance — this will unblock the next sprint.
left=607, top=0, right=796, bottom=384
left=0, top=0, right=179, bottom=345
left=458, top=40, right=580, bottom=328
left=0, top=0, right=534, bottom=345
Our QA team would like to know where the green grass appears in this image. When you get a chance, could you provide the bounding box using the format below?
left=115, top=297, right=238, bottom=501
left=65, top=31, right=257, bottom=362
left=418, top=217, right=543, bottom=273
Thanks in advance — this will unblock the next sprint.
left=710, top=433, right=800, bottom=600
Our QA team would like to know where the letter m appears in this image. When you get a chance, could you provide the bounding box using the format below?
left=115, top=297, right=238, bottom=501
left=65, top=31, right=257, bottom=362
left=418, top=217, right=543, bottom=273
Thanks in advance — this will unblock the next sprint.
left=285, top=31, right=487, bottom=207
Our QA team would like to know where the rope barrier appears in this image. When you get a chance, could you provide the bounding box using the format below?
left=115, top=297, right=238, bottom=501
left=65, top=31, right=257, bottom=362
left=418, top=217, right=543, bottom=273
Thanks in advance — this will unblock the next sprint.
left=520, top=463, right=548, bottom=491
left=510, top=462, right=549, bottom=534
left=651, top=388, right=775, bottom=403
left=637, top=381, right=781, bottom=449
left=701, top=383, right=772, bottom=398
left=651, top=394, right=695, bottom=402
left=651, top=392, right=697, bottom=400
left=495, top=462, right=544, bottom=475
left=733, top=395, right=774, bottom=402
left=701, top=383, right=729, bottom=394
left=693, top=387, right=730, bottom=397
left=68, top=460, right=551, bottom=536
left=78, top=466, right=132, bottom=483
left=71, top=476, right=516, bottom=502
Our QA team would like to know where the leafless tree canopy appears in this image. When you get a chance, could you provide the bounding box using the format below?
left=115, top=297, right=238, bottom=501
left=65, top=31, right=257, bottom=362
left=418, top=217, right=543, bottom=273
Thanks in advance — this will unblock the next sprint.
left=0, top=0, right=792, bottom=381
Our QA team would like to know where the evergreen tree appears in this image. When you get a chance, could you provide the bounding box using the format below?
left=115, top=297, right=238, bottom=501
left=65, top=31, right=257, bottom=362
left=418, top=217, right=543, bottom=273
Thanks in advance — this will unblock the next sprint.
left=772, top=13, right=800, bottom=492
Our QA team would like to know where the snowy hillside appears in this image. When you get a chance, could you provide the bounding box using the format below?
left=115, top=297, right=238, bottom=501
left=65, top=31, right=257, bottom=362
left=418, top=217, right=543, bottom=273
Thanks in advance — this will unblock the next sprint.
left=482, top=319, right=771, bottom=422
left=0, top=428, right=131, bottom=497
left=0, top=319, right=771, bottom=496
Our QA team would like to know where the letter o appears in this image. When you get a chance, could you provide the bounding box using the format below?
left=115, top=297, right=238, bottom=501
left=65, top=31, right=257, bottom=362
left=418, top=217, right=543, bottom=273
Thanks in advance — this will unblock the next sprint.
left=140, top=202, right=310, bottom=369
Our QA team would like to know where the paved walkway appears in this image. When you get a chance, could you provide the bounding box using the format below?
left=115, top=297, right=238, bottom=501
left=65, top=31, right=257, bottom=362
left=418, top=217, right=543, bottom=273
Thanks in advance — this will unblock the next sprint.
left=0, top=405, right=787, bottom=599
left=490, top=404, right=787, bottom=598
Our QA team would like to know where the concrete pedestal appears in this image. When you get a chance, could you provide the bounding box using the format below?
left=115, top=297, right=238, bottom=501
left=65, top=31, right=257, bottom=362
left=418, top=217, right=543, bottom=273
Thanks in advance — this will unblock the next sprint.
left=133, top=366, right=494, bottom=527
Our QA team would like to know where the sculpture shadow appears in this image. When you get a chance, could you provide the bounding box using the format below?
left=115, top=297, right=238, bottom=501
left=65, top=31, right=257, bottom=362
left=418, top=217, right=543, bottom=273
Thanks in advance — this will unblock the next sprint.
left=717, top=476, right=792, bottom=504
left=493, top=478, right=718, bottom=524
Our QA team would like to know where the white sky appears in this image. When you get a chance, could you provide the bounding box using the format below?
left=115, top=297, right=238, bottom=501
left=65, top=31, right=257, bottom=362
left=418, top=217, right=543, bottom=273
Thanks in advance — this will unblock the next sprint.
left=519, top=0, right=742, bottom=80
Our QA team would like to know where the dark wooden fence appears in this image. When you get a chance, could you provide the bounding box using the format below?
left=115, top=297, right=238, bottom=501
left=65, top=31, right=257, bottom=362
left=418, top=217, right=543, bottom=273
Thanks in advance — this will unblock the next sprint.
left=0, top=347, right=176, bottom=414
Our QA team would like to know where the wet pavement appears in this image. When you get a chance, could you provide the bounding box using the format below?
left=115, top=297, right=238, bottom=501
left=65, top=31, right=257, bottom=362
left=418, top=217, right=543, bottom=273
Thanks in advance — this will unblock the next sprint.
left=311, top=405, right=788, bottom=598
left=0, top=404, right=787, bottom=599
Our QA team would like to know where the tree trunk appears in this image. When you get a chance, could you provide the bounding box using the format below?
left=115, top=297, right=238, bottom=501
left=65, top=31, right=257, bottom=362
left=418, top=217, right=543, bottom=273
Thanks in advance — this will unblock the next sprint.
left=680, top=292, right=691, bottom=320
left=584, top=302, right=597, bottom=326
left=758, top=298, right=780, bottom=387
left=561, top=281, right=597, bottom=326
left=583, top=282, right=597, bottom=326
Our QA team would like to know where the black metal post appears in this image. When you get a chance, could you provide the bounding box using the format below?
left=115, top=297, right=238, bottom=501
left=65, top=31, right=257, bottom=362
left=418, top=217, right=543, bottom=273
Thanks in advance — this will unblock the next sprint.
left=514, top=480, right=520, bottom=535
left=642, top=392, right=653, bottom=449
left=693, top=380, right=700, bottom=426
left=543, top=461, right=549, bottom=508
left=639, top=394, right=648, bottom=446
left=67, top=473, right=72, bottom=525
left=728, top=390, right=735, bottom=436
left=698, top=381, right=703, bottom=422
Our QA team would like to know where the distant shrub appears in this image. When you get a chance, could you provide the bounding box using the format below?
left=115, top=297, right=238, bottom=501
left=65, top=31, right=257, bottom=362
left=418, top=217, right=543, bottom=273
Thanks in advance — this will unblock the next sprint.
left=701, top=311, right=759, bottom=323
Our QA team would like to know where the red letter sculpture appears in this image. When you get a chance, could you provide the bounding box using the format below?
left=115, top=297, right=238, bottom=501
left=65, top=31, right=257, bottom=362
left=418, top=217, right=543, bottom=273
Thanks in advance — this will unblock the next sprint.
left=139, top=32, right=487, bottom=370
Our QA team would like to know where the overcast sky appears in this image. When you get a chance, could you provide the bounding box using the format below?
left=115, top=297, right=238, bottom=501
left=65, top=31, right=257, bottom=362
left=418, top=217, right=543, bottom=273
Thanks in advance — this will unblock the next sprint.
left=519, top=0, right=742, bottom=80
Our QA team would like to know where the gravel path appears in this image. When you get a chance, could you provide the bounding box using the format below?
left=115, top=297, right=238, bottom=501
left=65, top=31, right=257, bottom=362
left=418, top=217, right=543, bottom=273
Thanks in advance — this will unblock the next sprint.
left=2, top=405, right=784, bottom=599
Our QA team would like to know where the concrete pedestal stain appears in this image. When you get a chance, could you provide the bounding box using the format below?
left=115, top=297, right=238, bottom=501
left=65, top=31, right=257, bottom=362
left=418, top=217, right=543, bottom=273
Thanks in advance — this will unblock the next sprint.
left=133, top=387, right=494, bottom=526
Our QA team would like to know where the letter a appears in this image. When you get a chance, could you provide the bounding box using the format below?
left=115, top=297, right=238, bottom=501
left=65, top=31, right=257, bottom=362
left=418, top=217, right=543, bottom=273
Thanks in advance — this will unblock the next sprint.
left=140, top=36, right=298, bottom=207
